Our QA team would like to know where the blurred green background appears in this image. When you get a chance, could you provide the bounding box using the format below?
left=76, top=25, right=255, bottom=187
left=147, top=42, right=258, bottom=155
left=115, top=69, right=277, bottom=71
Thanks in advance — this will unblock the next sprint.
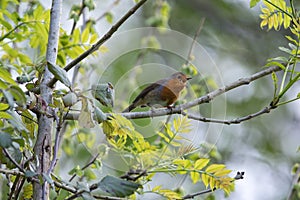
left=44, top=0, right=300, bottom=199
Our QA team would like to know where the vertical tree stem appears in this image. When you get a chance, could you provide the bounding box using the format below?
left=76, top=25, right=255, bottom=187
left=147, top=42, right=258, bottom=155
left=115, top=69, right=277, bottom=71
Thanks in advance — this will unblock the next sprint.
left=33, top=0, right=62, bottom=199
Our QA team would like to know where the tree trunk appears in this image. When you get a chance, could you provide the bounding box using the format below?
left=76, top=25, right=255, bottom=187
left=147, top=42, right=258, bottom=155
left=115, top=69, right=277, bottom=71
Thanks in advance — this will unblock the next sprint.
left=33, top=0, right=62, bottom=199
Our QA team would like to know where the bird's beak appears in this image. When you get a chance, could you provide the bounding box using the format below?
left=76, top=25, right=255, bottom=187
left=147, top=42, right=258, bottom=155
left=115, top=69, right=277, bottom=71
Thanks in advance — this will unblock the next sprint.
left=187, top=77, right=192, bottom=80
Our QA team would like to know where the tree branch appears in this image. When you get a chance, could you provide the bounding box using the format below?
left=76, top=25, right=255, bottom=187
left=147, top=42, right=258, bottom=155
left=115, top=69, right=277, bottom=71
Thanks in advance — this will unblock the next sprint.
left=0, top=168, right=78, bottom=194
left=48, top=0, right=148, bottom=87
left=70, top=0, right=85, bottom=35
left=2, top=148, right=25, bottom=173
left=287, top=164, right=300, bottom=200
left=182, top=104, right=275, bottom=125
left=64, top=66, right=282, bottom=121
left=68, top=153, right=100, bottom=182
left=47, top=110, right=62, bottom=175
left=121, top=66, right=282, bottom=118
left=96, top=0, right=120, bottom=21
left=184, top=18, right=205, bottom=66
left=0, top=168, right=24, bottom=176
left=33, top=0, right=62, bottom=199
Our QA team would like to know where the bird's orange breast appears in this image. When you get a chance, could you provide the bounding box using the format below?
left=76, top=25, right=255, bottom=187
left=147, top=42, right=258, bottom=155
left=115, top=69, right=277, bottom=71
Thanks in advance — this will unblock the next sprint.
left=160, top=78, right=185, bottom=105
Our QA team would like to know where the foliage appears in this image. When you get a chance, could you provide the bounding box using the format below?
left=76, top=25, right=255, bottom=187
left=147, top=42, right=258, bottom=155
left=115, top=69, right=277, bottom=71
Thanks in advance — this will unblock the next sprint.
left=0, top=0, right=299, bottom=199
left=252, top=0, right=300, bottom=107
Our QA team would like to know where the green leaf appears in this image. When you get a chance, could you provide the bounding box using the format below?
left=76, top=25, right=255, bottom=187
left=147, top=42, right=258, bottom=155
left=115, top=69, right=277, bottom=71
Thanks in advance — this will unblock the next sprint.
left=9, top=85, right=26, bottom=107
left=201, top=173, right=210, bottom=187
left=206, top=164, right=225, bottom=173
left=0, top=132, right=12, bottom=148
left=47, top=62, right=71, bottom=88
left=25, top=170, right=37, bottom=178
left=214, top=169, right=232, bottom=177
left=278, top=46, right=292, bottom=54
left=0, top=111, right=12, bottom=119
left=79, top=98, right=95, bottom=128
left=22, top=184, right=33, bottom=199
left=90, top=33, right=98, bottom=44
left=84, top=0, right=96, bottom=10
left=165, top=124, right=174, bottom=138
left=81, top=27, right=90, bottom=43
left=0, top=68, right=16, bottom=85
left=250, top=0, right=260, bottom=8
left=157, top=131, right=170, bottom=143
left=0, top=79, right=8, bottom=89
left=190, top=171, right=200, bottom=183
left=94, top=107, right=107, bottom=123
left=265, top=61, right=286, bottom=70
left=68, top=165, right=83, bottom=176
left=98, top=175, right=141, bottom=197
left=2, top=90, right=14, bottom=108
left=43, top=173, right=54, bottom=185
left=105, top=12, right=113, bottom=24
left=92, top=83, right=114, bottom=107
left=271, top=72, right=278, bottom=85
left=0, top=103, right=10, bottom=111
left=7, top=110, right=28, bottom=132
left=194, top=158, right=210, bottom=170
left=84, top=168, right=97, bottom=181
left=285, top=35, right=299, bottom=45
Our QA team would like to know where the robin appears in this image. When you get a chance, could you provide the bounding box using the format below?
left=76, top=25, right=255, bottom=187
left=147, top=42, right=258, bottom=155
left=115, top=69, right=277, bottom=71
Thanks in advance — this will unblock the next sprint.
left=122, top=72, right=191, bottom=112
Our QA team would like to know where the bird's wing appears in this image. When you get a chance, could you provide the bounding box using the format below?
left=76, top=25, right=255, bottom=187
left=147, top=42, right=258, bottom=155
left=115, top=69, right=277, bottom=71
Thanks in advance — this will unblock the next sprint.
left=132, top=82, right=162, bottom=104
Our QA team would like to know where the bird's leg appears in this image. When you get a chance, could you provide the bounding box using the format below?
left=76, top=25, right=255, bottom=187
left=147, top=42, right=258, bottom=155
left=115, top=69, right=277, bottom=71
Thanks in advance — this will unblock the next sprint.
left=167, top=105, right=175, bottom=114
left=150, top=106, right=156, bottom=118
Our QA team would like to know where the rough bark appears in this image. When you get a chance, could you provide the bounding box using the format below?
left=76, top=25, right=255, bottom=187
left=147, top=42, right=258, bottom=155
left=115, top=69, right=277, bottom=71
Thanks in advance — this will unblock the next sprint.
left=33, top=0, right=62, bottom=199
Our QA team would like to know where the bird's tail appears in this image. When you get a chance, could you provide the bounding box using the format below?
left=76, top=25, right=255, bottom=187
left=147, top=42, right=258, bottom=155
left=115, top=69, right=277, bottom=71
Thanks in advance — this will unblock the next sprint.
left=122, top=104, right=135, bottom=113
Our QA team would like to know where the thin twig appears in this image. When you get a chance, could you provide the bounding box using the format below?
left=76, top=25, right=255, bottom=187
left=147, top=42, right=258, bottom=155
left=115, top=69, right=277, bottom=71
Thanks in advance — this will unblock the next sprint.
left=13, top=177, right=25, bottom=200
left=2, top=148, right=25, bottom=173
left=68, top=153, right=100, bottom=182
left=182, top=105, right=275, bottom=125
left=53, top=181, right=77, bottom=194
left=47, top=110, right=62, bottom=175
left=182, top=188, right=216, bottom=199
left=0, top=168, right=24, bottom=176
left=184, top=18, right=206, bottom=66
left=70, top=0, right=85, bottom=35
left=8, top=175, right=22, bottom=200
left=0, top=168, right=79, bottom=194
left=48, top=0, right=148, bottom=87
left=287, top=164, right=300, bottom=200
left=96, top=0, right=120, bottom=21
left=92, top=195, right=126, bottom=200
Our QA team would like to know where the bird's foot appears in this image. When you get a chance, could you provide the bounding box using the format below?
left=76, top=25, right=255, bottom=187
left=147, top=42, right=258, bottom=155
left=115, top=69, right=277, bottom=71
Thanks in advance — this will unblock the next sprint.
left=167, top=105, right=175, bottom=114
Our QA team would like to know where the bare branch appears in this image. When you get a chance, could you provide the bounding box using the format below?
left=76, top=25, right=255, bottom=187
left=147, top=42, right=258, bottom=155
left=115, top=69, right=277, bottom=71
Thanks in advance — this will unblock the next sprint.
left=182, top=105, right=275, bottom=125
left=68, top=153, right=100, bottom=182
left=96, top=0, right=120, bottom=21
left=70, top=0, right=85, bottom=35
left=47, top=110, right=62, bottom=175
left=2, top=148, right=25, bottom=173
left=64, top=66, right=282, bottom=121
left=53, top=181, right=77, bottom=194
left=0, top=168, right=24, bottom=176
left=184, top=18, right=205, bottom=66
left=48, top=0, right=148, bottom=87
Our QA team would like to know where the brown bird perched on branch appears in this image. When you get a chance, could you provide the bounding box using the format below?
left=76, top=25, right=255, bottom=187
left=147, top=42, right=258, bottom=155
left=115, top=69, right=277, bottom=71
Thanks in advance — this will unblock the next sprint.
left=122, top=72, right=191, bottom=112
